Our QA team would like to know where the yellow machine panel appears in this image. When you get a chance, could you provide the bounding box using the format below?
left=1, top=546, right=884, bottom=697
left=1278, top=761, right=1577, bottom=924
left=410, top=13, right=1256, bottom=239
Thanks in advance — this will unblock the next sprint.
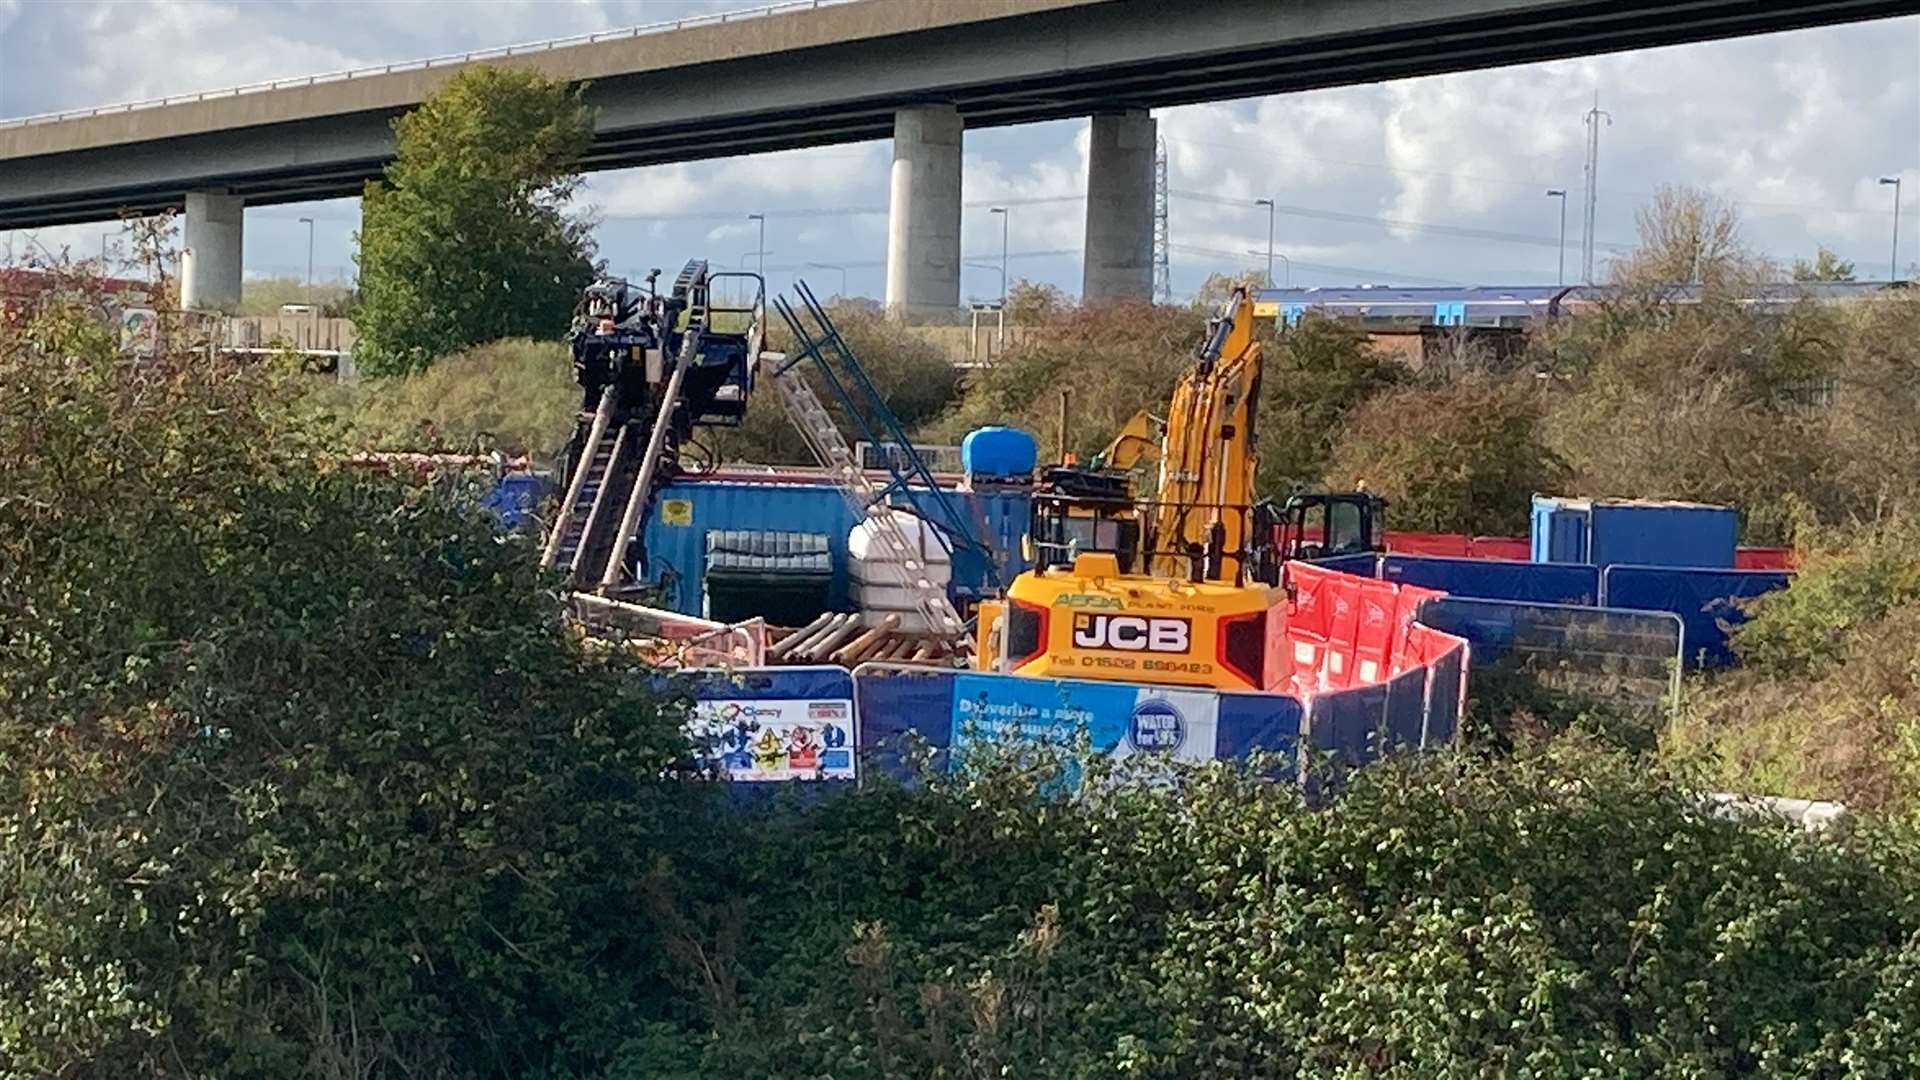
left=983, top=553, right=1280, bottom=692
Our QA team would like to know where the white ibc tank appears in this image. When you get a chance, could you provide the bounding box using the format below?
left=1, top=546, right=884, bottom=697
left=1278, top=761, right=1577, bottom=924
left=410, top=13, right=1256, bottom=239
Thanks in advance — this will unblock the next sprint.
left=848, top=513, right=952, bottom=631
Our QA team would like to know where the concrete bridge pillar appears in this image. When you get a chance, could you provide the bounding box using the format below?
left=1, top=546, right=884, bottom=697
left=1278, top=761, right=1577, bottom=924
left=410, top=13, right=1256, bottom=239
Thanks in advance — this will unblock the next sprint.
left=885, top=104, right=962, bottom=320
left=181, top=189, right=243, bottom=311
left=1082, top=110, right=1156, bottom=304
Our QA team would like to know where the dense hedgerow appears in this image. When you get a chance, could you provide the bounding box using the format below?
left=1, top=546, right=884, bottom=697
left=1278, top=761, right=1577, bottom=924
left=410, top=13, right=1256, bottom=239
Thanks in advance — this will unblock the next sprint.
left=621, top=745, right=1920, bottom=1078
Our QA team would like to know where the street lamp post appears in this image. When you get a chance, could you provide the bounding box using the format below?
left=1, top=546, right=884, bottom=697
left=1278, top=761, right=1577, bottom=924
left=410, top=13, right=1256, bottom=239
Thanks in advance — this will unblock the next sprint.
left=1880, top=177, right=1903, bottom=282
left=746, top=212, right=766, bottom=279
left=989, top=206, right=1009, bottom=303
left=1245, top=249, right=1290, bottom=288
left=298, top=217, right=315, bottom=304
left=1545, top=189, right=1567, bottom=285
left=989, top=207, right=1009, bottom=347
left=806, top=262, right=848, bottom=297
left=1254, top=198, right=1276, bottom=286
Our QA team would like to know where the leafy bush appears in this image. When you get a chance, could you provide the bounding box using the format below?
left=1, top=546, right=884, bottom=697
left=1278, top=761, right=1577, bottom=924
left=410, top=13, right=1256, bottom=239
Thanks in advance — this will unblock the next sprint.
left=628, top=743, right=1920, bottom=1077
left=705, top=301, right=966, bottom=467
left=1670, top=514, right=1920, bottom=814
left=344, top=336, right=579, bottom=462
left=933, top=301, right=1206, bottom=462
left=1323, top=374, right=1564, bottom=536
left=0, top=297, right=693, bottom=1076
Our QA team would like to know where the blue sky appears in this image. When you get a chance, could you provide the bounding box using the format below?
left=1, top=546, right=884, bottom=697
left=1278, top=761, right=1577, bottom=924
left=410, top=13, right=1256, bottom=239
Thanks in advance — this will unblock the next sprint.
left=2, top=0, right=1916, bottom=298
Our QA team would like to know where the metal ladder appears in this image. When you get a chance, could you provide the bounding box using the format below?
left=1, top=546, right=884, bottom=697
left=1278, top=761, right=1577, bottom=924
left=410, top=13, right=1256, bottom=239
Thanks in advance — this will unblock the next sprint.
left=542, top=387, right=625, bottom=576
left=763, top=349, right=969, bottom=651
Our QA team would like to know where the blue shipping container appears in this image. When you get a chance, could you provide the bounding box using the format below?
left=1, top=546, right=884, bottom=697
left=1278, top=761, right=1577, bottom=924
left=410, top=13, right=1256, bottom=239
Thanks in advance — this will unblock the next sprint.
left=1531, top=495, right=1737, bottom=569
left=640, top=477, right=1033, bottom=618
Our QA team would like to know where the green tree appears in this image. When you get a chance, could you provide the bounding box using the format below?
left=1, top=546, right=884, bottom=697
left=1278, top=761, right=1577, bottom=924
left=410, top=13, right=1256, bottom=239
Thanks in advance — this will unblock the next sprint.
left=1792, top=245, right=1858, bottom=282
left=1255, top=314, right=1405, bottom=494
left=354, top=66, right=596, bottom=376
left=1192, top=268, right=1269, bottom=309
left=1005, top=278, right=1069, bottom=323
left=1323, top=375, right=1566, bottom=535
left=1610, top=184, right=1761, bottom=292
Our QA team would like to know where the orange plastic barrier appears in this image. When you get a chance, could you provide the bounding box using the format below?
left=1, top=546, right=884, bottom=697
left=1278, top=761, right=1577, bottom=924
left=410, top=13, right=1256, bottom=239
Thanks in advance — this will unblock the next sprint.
left=1277, top=565, right=1455, bottom=696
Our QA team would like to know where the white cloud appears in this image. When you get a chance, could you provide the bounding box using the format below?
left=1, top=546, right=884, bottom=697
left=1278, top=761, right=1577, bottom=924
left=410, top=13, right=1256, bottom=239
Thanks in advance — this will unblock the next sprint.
left=3, top=3, right=1913, bottom=296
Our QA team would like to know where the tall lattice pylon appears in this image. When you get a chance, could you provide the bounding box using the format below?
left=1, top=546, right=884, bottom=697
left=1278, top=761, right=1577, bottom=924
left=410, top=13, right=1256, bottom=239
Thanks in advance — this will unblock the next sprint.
left=1153, top=136, right=1172, bottom=304
left=1581, top=91, right=1612, bottom=285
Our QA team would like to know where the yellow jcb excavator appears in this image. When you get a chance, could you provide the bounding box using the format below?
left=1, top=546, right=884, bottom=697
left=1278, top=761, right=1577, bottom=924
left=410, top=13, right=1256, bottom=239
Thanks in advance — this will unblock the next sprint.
left=974, top=288, right=1382, bottom=692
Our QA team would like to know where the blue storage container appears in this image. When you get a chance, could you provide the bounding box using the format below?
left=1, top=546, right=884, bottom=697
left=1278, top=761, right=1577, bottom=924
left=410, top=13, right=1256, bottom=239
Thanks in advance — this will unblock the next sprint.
left=638, top=476, right=1035, bottom=618
left=961, top=426, right=1037, bottom=481
left=1531, top=495, right=1738, bottom=569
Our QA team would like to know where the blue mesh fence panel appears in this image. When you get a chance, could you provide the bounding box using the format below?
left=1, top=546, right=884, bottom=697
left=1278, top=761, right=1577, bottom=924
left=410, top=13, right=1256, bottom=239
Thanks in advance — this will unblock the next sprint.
left=1307, top=683, right=1387, bottom=764
left=1418, top=597, right=1680, bottom=709
left=853, top=668, right=957, bottom=781
left=1382, top=554, right=1599, bottom=605
left=1601, top=566, right=1792, bottom=669
left=1384, top=669, right=1427, bottom=749
left=1217, top=692, right=1306, bottom=762
left=1424, top=648, right=1463, bottom=744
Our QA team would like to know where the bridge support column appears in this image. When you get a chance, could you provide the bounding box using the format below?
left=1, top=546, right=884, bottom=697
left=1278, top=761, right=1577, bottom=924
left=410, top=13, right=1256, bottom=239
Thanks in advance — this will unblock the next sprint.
left=1082, top=110, right=1156, bottom=304
left=181, top=189, right=243, bottom=311
left=885, top=104, right=962, bottom=321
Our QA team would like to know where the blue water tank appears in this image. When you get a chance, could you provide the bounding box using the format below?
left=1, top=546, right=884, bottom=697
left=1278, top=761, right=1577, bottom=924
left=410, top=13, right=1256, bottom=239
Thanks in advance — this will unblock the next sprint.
left=961, top=426, right=1037, bottom=481
left=1531, top=495, right=1738, bottom=569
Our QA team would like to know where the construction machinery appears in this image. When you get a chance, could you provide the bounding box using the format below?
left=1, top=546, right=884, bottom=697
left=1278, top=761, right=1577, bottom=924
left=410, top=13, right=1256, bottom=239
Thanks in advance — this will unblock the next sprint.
left=975, top=288, right=1383, bottom=692
left=542, top=267, right=991, bottom=663
left=541, top=260, right=758, bottom=590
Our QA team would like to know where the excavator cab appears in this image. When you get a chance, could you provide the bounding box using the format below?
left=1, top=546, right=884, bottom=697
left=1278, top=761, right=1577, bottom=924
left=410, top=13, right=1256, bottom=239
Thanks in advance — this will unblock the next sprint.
left=1026, top=465, right=1144, bottom=573
left=1269, top=491, right=1385, bottom=562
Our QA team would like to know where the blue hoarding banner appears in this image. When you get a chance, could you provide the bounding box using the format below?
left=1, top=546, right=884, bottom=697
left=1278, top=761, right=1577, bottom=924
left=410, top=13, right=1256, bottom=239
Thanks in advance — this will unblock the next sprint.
left=1381, top=554, right=1599, bottom=605
left=949, top=672, right=1221, bottom=763
left=685, top=666, right=857, bottom=782
left=1601, top=566, right=1792, bottom=668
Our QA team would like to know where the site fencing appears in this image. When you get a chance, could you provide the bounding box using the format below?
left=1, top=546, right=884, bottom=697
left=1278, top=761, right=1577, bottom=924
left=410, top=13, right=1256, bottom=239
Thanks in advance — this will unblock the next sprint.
left=679, top=622, right=1466, bottom=788
left=1599, top=565, right=1792, bottom=668
left=1416, top=596, right=1682, bottom=710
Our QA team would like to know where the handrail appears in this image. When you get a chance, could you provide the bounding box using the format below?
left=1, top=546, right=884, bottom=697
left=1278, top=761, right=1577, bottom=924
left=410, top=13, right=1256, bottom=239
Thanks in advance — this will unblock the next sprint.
left=0, top=0, right=847, bottom=131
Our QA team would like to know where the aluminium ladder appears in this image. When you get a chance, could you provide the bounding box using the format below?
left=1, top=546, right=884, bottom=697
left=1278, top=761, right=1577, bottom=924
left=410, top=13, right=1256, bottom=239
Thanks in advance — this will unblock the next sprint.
left=763, top=350, right=970, bottom=652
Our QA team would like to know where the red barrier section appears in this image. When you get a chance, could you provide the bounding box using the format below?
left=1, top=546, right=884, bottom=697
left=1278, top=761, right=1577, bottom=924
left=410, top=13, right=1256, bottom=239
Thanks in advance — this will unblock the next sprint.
left=1386, top=529, right=1794, bottom=569
left=1736, top=546, right=1794, bottom=570
left=1383, top=530, right=1472, bottom=558
left=1321, top=574, right=1363, bottom=690
left=1389, top=584, right=1445, bottom=675
left=1353, top=579, right=1400, bottom=685
left=1468, top=536, right=1532, bottom=561
left=1275, top=565, right=1457, bottom=696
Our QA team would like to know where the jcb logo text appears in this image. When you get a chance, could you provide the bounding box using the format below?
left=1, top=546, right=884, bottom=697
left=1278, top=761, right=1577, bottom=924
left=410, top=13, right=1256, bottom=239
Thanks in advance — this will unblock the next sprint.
left=1072, top=614, right=1191, bottom=653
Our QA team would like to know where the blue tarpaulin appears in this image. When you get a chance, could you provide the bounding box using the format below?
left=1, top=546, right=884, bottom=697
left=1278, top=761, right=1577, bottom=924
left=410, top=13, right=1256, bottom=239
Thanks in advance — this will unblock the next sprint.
left=1425, top=648, right=1464, bottom=744
left=1311, top=553, right=1380, bottom=577
left=1384, top=669, right=1428, bottom=748
left=1601, top=566, right=1792, bottom=668
left=1381, top=554, right=1599, bottom=605
left=1216, top=692, right=1306, bottom=762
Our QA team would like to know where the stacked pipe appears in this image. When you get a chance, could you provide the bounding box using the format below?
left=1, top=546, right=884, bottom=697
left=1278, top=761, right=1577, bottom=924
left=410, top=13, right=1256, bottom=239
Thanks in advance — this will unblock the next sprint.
left=767, top=612, right=970, bottom=667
